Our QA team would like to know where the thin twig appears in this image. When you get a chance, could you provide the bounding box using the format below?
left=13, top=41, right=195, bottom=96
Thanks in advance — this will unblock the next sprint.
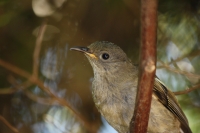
left=157, top=63, right=200, bottom=79
left=33, top=22, right=47, bottom=78
left=166, top=50, right=200, bottom=66
left=0, top=87, right=17, bottom=94
left=0, top=59, right=31, bottom=79
left=166, top=56, right=188, bottom=66
left=0, top=78, right=32, bottom=95
left=157, top=62, right=200, bottom=95
left=0, top=22, right=47, bottom=94
left=174, top=84, right=200, bottom=95
left=0, top=115, right=19, bottom=133
left=24, top=90, right=58, bottom=105
left=0, top=22, right=98, bottom=133
left=0, top=78, right=32, bottom=94
left=0, top=58, right=96, bottom=132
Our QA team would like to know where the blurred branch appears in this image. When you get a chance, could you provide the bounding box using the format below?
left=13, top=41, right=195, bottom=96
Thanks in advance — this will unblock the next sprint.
left=166, top=50, right=200, bottom=66
left=0, top=115, right=19, bottom=133
left=0, top=57, right=96, bottom=133
left=0, top=59, right=32, bottom=79
left=0, top=87, right=17, bottom=94
left=0, top=23, right=46, bottom=94
left=130, top=0, right=157, bottom=132
left=174, top=84, right=200, bottom=95
left=157, top=61, right=200, bottom=95
left=0, top=22, right=98, bottom=132
left=33, top=22, right=47, bottom=78
left=25, top=90, right=58, bottom=105
left=0, top=80, right=32, bottom=94
left=157, top=61, right=200, bottom=79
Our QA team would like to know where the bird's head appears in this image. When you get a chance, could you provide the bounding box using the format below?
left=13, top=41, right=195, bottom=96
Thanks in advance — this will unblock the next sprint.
left=70, top=41, right=130, bottom=73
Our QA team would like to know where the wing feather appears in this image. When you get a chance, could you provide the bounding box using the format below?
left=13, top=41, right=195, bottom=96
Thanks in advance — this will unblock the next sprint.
left=154, top=77, right=192, bottom=133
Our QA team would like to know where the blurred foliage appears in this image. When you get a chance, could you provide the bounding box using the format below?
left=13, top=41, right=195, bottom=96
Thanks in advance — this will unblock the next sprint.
left=0, top=0, right=200, bottom=133
left=157, top=0, right=200, bottom=133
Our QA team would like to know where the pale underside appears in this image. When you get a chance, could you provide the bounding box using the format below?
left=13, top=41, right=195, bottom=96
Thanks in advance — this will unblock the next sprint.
left=93, top=87, right=181, bottom=133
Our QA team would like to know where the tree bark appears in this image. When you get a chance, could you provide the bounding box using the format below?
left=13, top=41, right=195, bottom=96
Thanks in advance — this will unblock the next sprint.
left=130, top=0, right=157, bottom=132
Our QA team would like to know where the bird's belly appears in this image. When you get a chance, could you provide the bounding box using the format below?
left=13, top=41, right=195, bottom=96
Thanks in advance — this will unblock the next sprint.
left=93, top=93, right=134, bottom=133
left=94, top=94, right=181, bottom=133
left=97, top=101, right=131, bottom=133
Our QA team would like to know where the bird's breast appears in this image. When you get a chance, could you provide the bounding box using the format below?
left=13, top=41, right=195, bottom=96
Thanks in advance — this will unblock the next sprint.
left=91, top=75, right=137, bottom=132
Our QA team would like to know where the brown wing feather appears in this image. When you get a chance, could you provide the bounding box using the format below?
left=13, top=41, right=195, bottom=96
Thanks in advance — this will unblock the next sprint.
left=154, top=77, right=192, bottom=133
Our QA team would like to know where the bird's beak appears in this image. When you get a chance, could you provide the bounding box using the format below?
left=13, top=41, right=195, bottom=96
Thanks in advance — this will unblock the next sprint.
left=70, top=46, right=97, bottom=59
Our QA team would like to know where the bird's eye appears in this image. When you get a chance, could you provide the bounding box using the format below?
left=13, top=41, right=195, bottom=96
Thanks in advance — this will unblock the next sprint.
left=101, top=53, right=109, bottom=60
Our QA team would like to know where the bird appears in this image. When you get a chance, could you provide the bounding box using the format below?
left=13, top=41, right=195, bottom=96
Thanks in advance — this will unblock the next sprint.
left=70, top=41, right=192, bottom=133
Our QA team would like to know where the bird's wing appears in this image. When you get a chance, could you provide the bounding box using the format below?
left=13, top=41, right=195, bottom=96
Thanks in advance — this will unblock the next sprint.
left=153, top=77, right=192, bottom=133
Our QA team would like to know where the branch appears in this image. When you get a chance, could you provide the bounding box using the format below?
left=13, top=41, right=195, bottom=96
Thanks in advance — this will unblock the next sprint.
left=0, top=23, right=96, bottom=133
left=0, top=81, right=32, bottom=94
left=33, top=22, right=47, bottom=78
left=0, top=59, right=31, bottom=79
left=174, top=84, right=200, bottom=95
left=0, top=88, right=15, bottom=94
left=165, top=50, right=200, bottom=66
left=0, top=58, right=96, bottom=132
left=0, top=22, right=46, bottom=95
left=157, top=62, right=200, bottom=95
left=24, top=90, right=58, bottom=105
left=130, top=0, right=157, bottom=133
left=0, top=115, right=19, bottom=133
left=157, top=62, right=200, bottom=80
